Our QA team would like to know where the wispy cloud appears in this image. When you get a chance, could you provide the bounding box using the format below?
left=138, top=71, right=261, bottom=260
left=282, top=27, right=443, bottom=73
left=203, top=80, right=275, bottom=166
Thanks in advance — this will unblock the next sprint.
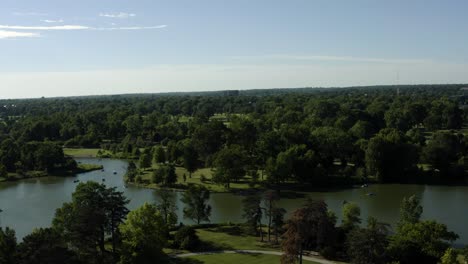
left=99, top=12, right=136, bottom=19
left=0, top=25, right=89, bottom=30
left=41, top=19, right=64, bottom=23
left=0, top=24, right=167, bottom=31
left=13, top=12, right=48, bottom=16
left=94, top=25, right=167, bottom=30
left=229, top=54, right=431, bottom=64
left=0, top=30, right=39, bottom=39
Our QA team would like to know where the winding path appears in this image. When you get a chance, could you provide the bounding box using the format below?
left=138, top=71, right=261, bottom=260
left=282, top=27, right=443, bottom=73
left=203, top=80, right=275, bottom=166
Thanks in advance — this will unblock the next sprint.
left=174, top=250, right=338, bottom=264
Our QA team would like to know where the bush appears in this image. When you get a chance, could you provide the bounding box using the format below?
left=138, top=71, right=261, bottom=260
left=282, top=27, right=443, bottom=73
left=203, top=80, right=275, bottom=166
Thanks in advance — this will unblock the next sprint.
left=174, top=226, right=200, bottom=250
left=135, top=175, right=143, bottom=184
left=319, top=246, right=337, bottom=260
left=200, top=174, right=207, bottom=183
left=152, top=170, right=164, bottom=184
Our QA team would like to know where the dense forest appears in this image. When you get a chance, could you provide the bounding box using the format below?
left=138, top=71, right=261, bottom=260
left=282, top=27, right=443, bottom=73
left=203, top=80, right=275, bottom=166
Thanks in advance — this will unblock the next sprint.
left=0, top=85, right=466, bottom=185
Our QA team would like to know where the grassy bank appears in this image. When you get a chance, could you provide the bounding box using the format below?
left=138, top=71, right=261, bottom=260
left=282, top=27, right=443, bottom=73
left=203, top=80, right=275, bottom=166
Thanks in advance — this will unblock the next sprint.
left=175, top=253, right=319, bottom=264
left=64, top=148, right=113, bottom=158
left=0, top=163, right=103, bottom=183
left=133, top=166, right=264, bottom=193
left=195, top=225, right=279, bottom=251
left=167, top=225, right=325, bottom=264
left=75, top=163, right=104, bottom=173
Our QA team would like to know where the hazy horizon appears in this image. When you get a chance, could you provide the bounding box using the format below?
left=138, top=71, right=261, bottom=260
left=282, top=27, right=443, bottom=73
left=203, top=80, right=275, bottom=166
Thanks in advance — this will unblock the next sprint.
left=1, top=0, right=468, bottom=99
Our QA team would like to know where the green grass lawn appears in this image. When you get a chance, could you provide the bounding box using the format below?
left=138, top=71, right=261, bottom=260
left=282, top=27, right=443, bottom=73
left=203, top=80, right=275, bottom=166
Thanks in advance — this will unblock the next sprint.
left=63, top=148, right=101, bottom=158
left=137, top=164, right=265, bottom=192
left=175, top=253, right=319, bottom=264
left=195, top=225, right=279, bottom=251
left=164, top=225, right=279, bottom=256
left=64, top=148, right=114, bottom=158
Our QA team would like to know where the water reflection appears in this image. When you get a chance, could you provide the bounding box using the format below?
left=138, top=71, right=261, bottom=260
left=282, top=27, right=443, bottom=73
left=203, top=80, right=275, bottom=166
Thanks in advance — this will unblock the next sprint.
left=0, top=158, right=467, bottom=245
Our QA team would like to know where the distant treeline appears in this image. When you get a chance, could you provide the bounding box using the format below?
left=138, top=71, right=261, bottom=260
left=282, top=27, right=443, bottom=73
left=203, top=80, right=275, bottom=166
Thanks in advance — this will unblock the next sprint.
left=0, top=85, right=466, bottom=184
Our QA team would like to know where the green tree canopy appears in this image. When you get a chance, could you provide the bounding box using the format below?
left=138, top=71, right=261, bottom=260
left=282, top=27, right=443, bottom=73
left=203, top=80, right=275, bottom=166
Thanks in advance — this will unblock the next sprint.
left=17, top=228, right=79, bottom=264
left=119, top=203, right=168, bottom=264
left=52, top=182, right=129, bottom=263
left=181, top=185, right=212, bottom=224
left=212, top=145, right=248, bottom=188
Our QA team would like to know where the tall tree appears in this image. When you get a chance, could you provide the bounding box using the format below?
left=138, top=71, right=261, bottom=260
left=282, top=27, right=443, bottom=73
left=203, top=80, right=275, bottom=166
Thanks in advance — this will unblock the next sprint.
left=17, top=228, right=80, bottom=264
left=342, top=202, right=361, bottom=231
left=155, top=189, right=178, bottom=228
left=389, top=195, right=458, bottom=264
left=388, top=220, right=458, bottom=264
left=181, top=185, right=212, bottom=224
left=242, top=194, right=264, bottom=241
left=153, top=145, right=166, bottom=164
left=423, top=131, right=465, bottom=175
left=399, top=195, right=423, bottom=226
left=52, top=182, right=129, bottom=263
left=104, top=187, right=130, bottom=259
left=182, top=142, right=198, bottom=178
left=346, top=217, right=390, bottom=264
left=152, top=164, right=177, bottom=186
left=365, top=129, right=418, bottom=182
left=0, top=227, right=17, bottom=264
left=125, top=161, right=137, bottom=182
left=264, top=190, right=280, bottom=242
left=281, top=200, right=336, bottom=264
left=271, top=207, right=286, bottom=244
left=119, top=203, right=168, bottom=264
left=138, top=152, right=152, bottom=170
left=212, top=145, right=247, bottom=188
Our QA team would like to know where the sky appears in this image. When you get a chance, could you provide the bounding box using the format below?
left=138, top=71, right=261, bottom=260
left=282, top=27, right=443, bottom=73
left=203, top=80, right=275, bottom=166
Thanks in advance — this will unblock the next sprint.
left=0, top=0, right=468, bottom=99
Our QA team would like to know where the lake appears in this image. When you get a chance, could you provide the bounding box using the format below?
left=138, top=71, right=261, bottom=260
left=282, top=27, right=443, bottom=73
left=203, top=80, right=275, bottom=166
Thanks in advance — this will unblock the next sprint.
left=0, top=158, right=467, bottom=245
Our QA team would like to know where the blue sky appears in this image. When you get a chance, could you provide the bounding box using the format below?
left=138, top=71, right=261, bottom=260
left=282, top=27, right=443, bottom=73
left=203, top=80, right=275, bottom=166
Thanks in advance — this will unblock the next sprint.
left=0, top=0, right=467, bottom=98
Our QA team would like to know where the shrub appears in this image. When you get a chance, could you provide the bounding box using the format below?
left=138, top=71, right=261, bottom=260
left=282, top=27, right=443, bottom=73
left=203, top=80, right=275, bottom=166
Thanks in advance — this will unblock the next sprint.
left=320, top=246, right=337, bottom=260
left=135, top=175, right=143, bottom=184
left=200, top=174, right=207, bottom=183
left=174, top=226, right=200, bottom=250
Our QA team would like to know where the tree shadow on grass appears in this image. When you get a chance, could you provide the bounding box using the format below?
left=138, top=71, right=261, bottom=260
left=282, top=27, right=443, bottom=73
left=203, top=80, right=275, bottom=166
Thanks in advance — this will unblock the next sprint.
left=210, top=225, right=245, bottom=236
left=197, top=240, right=234, bottom=251
left=170, top=257, right=204, bottom=264
left=236, top=251, right=262, bottom=257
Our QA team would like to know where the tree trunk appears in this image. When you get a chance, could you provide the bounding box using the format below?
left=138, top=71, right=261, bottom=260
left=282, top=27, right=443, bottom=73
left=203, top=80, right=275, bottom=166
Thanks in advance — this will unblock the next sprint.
left=99, top=227, right=106, bottom=261
left=259, top=219, right=264, bottom=242
left=299, top=243, right=303, bottom=264
left=111, top=219, right=116, bottom=255
left=268, top=201, right=272, bottom=242
left=275, top=228, right=278, bottom=244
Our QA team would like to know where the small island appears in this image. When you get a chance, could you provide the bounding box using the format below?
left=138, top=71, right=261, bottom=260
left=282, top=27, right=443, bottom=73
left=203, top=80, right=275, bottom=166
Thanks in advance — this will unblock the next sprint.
left=0, top=142, right=102, bottom=182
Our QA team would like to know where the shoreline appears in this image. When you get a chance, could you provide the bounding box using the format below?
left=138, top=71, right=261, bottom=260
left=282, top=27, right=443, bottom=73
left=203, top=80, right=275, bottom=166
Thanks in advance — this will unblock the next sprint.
left=0, top=163, right=103, bottom=183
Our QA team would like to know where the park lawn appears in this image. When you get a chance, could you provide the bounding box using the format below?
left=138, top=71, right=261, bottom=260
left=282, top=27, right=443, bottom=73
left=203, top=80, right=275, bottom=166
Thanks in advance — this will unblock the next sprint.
left=64, top=148, right=101, bottom=158
left=138, top=165, right=265, bottom=192
left=64, top=148, right=114, bottom=158
left=195, top=225, right=280, bottom=252
left=178, top=253, right=319, bottom=264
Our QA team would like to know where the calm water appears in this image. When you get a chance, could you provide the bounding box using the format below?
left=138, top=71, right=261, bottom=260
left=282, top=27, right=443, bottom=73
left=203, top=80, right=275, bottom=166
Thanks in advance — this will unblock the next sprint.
left=0, top=158, right=467, bottom=245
